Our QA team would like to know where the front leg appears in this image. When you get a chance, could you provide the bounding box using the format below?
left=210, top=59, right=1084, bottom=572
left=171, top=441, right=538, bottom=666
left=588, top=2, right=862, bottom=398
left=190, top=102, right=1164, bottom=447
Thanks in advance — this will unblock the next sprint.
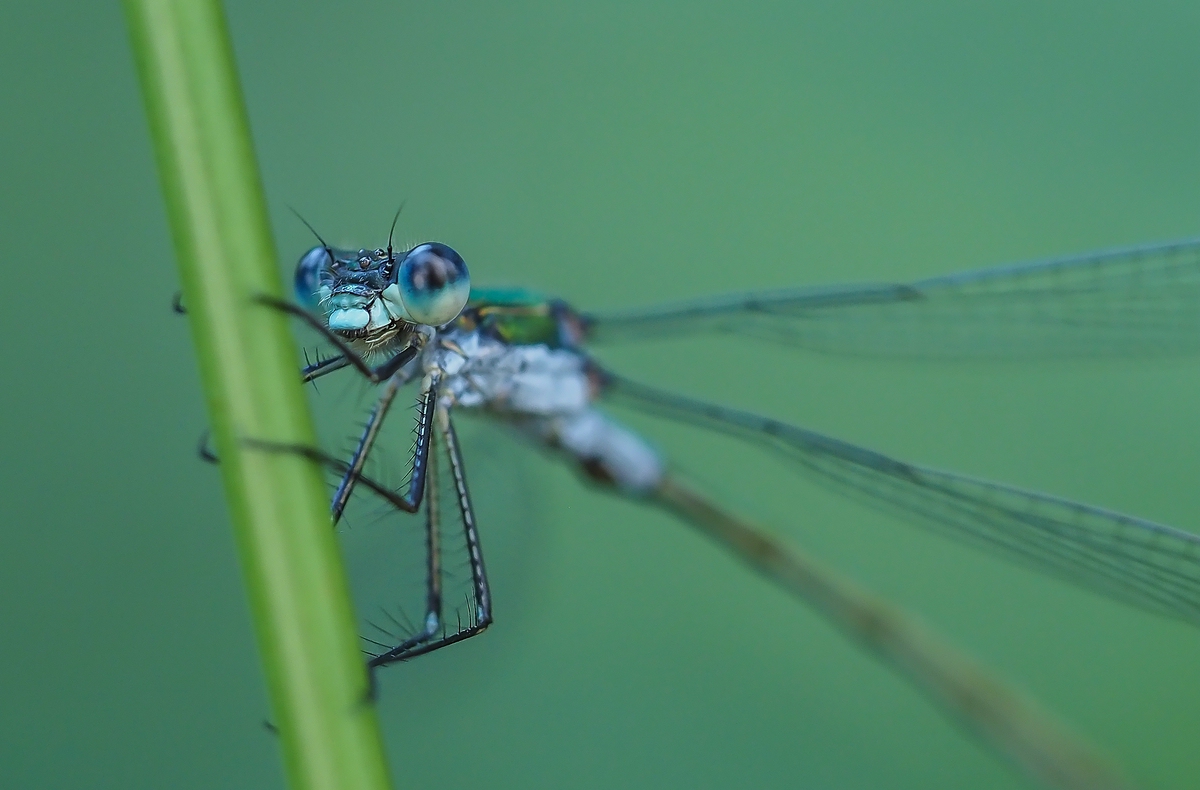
left=301, top=354, right=350, bottom=384
left=330, top=371, right=439, bottom=522
left=256, top=294, right=419, bottom=384
left=242, top=405, right=492, bottom=672
left=245, top=371, right=441, bottom=519
left=204, top=297, right=434, bottom=516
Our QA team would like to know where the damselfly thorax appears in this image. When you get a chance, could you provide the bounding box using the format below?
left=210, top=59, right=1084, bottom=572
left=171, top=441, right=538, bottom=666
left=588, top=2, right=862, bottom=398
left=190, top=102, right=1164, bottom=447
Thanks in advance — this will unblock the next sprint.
left=425, top=325, right=664, bottom=493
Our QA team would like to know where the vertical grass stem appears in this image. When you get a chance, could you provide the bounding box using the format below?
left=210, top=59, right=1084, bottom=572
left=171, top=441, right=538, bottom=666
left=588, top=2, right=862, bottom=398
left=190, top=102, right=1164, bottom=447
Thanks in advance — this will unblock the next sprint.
left=123, top=3, right=392, bottom=788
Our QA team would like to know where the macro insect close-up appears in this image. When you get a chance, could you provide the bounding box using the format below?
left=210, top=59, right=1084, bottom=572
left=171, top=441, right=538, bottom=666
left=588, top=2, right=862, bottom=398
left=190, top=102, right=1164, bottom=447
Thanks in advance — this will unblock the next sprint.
left=278, top=231, right=1200, bottom=670
left=4, top=2, right=1200, bottom=789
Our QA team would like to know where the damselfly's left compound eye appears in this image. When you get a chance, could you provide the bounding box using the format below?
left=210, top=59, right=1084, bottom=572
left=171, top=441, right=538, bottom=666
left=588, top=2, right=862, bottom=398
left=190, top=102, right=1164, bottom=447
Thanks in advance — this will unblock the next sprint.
left=294, top=245, right=332, bottom=308
left=393, top=242, right=470, bottom=325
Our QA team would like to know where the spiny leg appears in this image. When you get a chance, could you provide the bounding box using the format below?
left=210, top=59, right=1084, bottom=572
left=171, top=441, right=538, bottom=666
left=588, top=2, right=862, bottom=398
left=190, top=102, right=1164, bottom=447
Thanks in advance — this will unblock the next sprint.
left=369, top=407, right=493, bottom=667
left=243, top=417, right=492, bottom=669
left=188, top=300, right=386, bottom=460
left=241, top=437, right=457, bottom=666
left=176, top=292, right=355, bottom=383
left=176, top=291, right=375, bottom=383
left=244, top=371, right=436, bottom=520
left=329, top=371, right=405, bottom=522
left=302, top=354, right=351, bottom=384
left=331, top=369, right=435, bottom=523
left=181, top=271, right=420, bottom=384
left=255, top=294, right=419, bottom=384
left=188, top=318, right=351, bottom=463
left=193, top=354, right=352, bottom=463
left=363, top=432, right=445, bottom=668
left=244, top=440, right=416, bottom=516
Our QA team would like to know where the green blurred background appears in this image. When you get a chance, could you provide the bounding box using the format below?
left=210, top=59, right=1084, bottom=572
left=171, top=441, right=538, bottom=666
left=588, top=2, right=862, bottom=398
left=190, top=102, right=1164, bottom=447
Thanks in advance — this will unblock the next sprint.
left=3, top=1, right=1200, bottom=787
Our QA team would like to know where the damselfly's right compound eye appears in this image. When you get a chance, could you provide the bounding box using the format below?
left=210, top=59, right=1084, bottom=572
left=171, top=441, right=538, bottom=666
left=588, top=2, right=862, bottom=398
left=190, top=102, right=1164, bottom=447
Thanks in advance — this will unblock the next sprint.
left=294, top=245, right=332, bottom=308
left=393, top=242, right=471, bottom=326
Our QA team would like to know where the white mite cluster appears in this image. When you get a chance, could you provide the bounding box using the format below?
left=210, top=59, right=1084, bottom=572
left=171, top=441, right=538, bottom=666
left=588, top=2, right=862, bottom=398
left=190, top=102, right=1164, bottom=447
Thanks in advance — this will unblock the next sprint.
left=426, top=329, right=664, bottom=494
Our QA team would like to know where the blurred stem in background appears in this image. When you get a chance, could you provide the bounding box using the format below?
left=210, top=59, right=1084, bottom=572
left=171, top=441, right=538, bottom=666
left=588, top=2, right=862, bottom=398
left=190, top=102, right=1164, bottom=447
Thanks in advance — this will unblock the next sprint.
left=123, top=2, right=392, bottom=789
left=656, top=476, right=1132, bottom=790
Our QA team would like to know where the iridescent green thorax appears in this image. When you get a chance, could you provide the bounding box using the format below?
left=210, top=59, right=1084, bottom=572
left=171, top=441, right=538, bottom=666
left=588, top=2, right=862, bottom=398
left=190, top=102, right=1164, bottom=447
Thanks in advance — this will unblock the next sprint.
left=455, top=287, right=587, bottom=349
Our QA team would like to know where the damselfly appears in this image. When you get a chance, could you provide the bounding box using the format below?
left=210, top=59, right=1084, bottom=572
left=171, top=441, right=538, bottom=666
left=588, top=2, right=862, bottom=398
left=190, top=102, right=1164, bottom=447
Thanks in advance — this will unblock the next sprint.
left=262, top=229, right=1200, bottom=670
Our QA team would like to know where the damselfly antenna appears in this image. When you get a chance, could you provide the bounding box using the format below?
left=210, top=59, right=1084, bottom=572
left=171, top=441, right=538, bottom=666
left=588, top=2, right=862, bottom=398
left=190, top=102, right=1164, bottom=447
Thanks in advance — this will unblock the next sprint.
left=386, top=202, right=407, bottom=264
left=288, top=205, right=335, bottom=266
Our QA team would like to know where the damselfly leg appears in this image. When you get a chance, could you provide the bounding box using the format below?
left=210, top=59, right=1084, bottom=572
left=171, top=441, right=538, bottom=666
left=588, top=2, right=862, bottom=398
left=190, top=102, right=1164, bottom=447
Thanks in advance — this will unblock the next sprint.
left=366, top=410, right=492, bottom=666
left=329, top=370, right=439, bottom=524
left=245, top=402, right=494, bottom=667
left=302, top=354, right=350, bottom=383
left=257, top=294, right=433, bottom=523
left=256, top=294, right=421, bottom=384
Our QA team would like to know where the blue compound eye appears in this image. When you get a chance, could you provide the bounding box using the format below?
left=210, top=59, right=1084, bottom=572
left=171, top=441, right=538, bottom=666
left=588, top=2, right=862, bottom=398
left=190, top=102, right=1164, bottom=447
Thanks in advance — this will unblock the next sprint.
left=394, top=242, right=471, bottom=325
left=294, top=245, right=332, bottom=308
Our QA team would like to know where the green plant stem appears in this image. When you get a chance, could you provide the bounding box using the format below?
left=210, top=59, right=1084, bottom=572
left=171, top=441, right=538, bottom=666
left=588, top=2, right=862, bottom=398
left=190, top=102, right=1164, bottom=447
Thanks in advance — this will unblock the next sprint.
left=123, top=3, right=391, bottom=789
left=654, top=475, right=1131, bottom=790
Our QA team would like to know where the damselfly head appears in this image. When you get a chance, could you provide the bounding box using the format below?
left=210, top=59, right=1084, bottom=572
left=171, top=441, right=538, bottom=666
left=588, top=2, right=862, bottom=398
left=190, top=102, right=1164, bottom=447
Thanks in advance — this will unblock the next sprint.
left=292, top=242, right=471, bottom=340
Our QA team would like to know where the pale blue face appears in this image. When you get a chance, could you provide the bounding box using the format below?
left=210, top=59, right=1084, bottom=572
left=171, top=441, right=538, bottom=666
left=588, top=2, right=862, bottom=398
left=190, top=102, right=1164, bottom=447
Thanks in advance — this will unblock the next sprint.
left=293, top=242, right=471, bottom=338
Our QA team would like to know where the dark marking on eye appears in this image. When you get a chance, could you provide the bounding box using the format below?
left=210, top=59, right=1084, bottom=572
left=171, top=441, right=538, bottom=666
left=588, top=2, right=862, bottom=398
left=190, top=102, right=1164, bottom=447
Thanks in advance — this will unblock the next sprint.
left=426, top=259, right=448, bottom=289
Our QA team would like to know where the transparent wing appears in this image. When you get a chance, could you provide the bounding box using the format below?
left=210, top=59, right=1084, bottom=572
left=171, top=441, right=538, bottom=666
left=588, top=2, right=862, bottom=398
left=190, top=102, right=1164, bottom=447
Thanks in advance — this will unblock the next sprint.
left=587, top=238, right=1200, bottom=358
left=605, top=375, right=1200, bottom=624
